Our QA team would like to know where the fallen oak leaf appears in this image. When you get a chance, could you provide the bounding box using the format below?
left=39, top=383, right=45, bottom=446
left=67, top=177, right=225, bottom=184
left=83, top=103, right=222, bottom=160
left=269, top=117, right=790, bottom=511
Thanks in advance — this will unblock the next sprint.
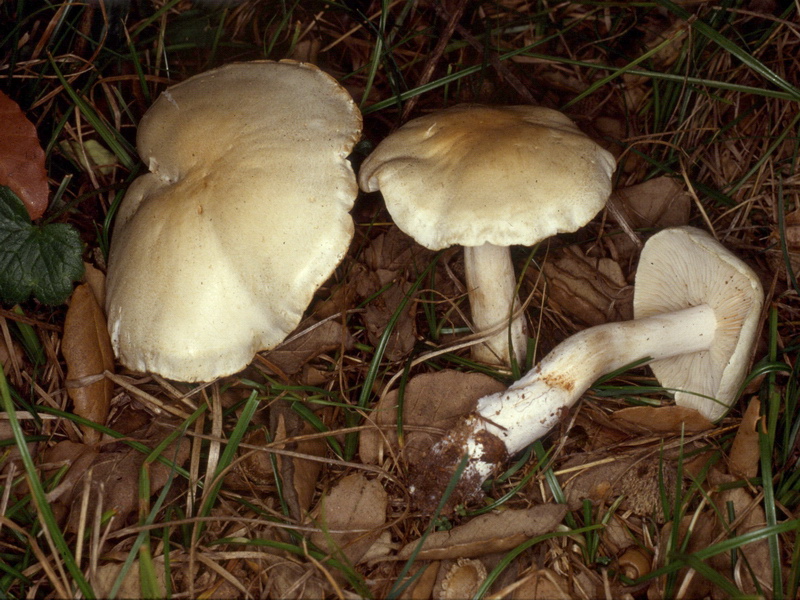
left=0, top=91, right=48, bottom=220
left=0, top=186, right=84, bottom=305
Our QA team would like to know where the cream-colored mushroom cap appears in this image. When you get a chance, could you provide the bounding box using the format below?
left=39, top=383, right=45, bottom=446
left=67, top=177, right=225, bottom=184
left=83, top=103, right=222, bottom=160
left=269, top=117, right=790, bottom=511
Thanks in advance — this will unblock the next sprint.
left=633, top=227, right=763, bottom=421
left=358, top=104, right=616, bottom=250
left=106, top=60, right=362, bottom=382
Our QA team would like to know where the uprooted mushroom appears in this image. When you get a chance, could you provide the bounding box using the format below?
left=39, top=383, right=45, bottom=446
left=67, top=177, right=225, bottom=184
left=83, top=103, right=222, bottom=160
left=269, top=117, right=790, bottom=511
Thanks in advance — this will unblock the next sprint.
left=410, top=226, right=764, bottom=510
left=105, top=60, right=362, bottom=382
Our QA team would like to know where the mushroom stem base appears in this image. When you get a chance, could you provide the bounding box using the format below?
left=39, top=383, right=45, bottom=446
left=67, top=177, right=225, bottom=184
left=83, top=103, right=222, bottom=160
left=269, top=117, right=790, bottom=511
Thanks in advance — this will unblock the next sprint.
left=412, top=303, right=717, bottom=510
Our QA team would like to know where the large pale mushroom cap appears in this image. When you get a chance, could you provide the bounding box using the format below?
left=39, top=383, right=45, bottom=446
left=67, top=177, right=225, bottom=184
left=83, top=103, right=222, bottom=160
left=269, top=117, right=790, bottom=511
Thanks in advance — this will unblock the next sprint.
left=106, top=60, right=362, bottom=382
left=358, top=104, right=616, bottom=250
left=633, top=226, right=763, bottom=421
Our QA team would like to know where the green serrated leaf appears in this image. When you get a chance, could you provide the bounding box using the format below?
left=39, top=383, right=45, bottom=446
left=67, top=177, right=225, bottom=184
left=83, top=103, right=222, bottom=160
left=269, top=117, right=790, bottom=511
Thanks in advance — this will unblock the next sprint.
left=0, top=186, right=84, bottom=305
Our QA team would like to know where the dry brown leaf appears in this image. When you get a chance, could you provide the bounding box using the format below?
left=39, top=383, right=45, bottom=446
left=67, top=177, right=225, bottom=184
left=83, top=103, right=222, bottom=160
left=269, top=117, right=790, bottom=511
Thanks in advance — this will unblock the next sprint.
left=271, top=403, right=327, bottom=518
left=397, top=505, right=567, bottom=561
left=92, top=560, right=166, bottom=599
left=610, top=405, right=714, bottom=435
left=542, top=246, right=632, bottom=327
left=225, top=402, right=326, bottom=516
left=0, top=332, right=23, bottom=372
left=267, top=559, right=329, bottom=600
left=53, top=420, right=190, bottom=532
left=559, top=446, right=693, bottom=522
left=43, top=440, right=98, bottom=505
left=591, top=116, right=643, bottom=174
left=613, top=177, right=691, bottom=231
left=81, top=261, right=106, bottom=307
left=62, top=283, right=115, bottom=445
left=728, top=397, right=762, bottom=480
left=650, top=513, right=716, bottom=600
left=511, top=568, right=573, bottom=600
left=0, top=90, right=48, bottom=220
left=311, top=472, right=388, bottom=566
left=263, top=319, right=352, bottom=375
left=364, top=279, right=418, bottom=362
left=400, top=561, right=440, bottom=600
left=780, top=209, right=800, bottom=251
left=355, top=228, right=435, bottom=362
left=360, top=370, right=506, bottom=465
left=226, top=428, right=275, bottom=489
left=713, top=483, right=771, bottom=597
left=0, top=420, right=37, bottom=476
left=363, top=227, right=433, bottom=273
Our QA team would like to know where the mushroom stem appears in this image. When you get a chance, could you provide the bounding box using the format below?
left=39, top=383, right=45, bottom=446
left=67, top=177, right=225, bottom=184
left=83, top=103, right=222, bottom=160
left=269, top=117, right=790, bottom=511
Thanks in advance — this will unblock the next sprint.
left=412, top=303, right=717, bottom=508
left=476, top=303, right=716, bottom=456
left=463, top=243, right=528, bottom=367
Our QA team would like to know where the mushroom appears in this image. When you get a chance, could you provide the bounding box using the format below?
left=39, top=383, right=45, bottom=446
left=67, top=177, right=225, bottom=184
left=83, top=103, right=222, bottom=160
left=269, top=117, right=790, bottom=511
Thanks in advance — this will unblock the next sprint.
left=411, top=226, right=763, bottom=508
left=106, top=60, right=362, bottom=382
left=358, top=104, right=616, bottom=367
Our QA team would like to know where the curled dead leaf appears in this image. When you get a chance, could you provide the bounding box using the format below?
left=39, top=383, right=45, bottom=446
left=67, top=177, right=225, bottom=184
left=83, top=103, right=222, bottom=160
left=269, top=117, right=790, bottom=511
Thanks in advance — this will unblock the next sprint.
left=268, top=558, right=329, bottom=600
left=43, top=440, right=98, bottom=505
left=652, top=514, right=716, bottom=599
left=354, top=228, right=435, bottom=362
left=62, top=283, right=115, bottom=444
left=271, top=402, right=327, bottom=518
left=0, top=420, right=37, bottom=477
left=610, top=405, right=714, bottom=435
left=364, top=279, right=418, bottom=362
left=728, top=397, right=762, bottom=480
left=397, top=505, right=567, bottom=561
left=403, top=561, right=440, bottom=600
left=708, top=469, right=772, bottom=598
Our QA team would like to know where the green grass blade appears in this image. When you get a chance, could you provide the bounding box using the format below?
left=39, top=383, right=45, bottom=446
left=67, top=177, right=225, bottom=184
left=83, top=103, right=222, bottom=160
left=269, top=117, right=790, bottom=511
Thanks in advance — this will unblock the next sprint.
left=197, top=390, right=260, bottom=522
left=46, top=55, right=136, bottom=170
left=654, top=0, right=800, bottom=102
left=0, top=367, right=95, bottom=598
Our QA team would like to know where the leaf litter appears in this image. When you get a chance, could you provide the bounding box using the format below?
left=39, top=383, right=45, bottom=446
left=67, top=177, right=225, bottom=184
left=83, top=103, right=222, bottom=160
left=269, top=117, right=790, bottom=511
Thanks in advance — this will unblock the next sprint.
left=62, top=283, right=114, bottom=445
left=1, top=1, right=798, bottom=598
